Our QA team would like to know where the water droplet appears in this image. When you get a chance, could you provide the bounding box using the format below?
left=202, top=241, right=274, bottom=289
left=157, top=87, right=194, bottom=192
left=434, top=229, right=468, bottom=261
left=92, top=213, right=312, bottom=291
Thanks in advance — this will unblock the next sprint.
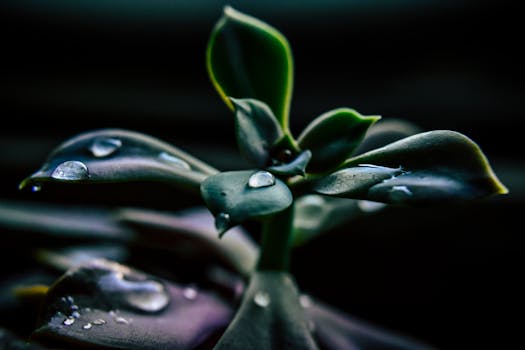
left=183, top=287, right=198, bottom=300
left=90, top=137, right=122, bottom=158
left=71, top=304, right=79, bottom=311
left=248, top=171, right=275, bottom=189
left=63, top=317, right=75, bottom=326
left=389, top=185, right=412, bottom=202
left=31, top=184, right=42, bottom=192
left=300, top=294, right=312, bottom=308
left=215, top=212, right=231, bottom=236
left=114, top=317, right=130, bottom=325
left=92, top=319, right=106, bottom=325
left=51, top=161, right=89, bottom=180
left=159, top=152, right=191, bottom=170
left=357, top=200, right=387, bottom=213
left=66, top=296, right=74, bottom=304
left=97, top=271, right=170, bottom=313
left=71, top=311, right=80, bottom=318
left=82, top=323, right=92, bottom=330
left=253, top=291, right=270, bottom=307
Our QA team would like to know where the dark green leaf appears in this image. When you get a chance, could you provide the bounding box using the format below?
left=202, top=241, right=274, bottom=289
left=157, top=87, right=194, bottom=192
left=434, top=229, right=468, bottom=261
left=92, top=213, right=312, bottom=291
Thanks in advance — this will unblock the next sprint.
left=267, top=150, right=312, bottom=177
left=200, top=170, right=293, bottom=236
left=312, top=130, right=508, bottom=204
left=207, top=6, right=293, bottom=130
left=231, top=98, right=284, bottom=167
left=19, top=129, right=217, bottom=193
left=213, top=271, right=318, bottom=350
left=298, top=108, right=380, bottom=172
left=31, top=259, right=233, bottom=350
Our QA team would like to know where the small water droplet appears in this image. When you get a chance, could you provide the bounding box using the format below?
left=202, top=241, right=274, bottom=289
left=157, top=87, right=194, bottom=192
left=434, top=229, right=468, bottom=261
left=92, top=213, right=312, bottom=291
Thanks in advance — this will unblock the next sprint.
left=92, top=319, right=106, bottom=325
left=63, top=317, right=75, bottom=326
left=389, top=185, right=412, bottom=202
left=275, top=149, right=293, bottom=163
left=90, top=137, right=122, bottom=158
left=248, top=171, right=275, bottom=189
left=66, top=296, right=74, bottom=304
left=70, top=304, right=79, bottom=311
left=82, top=323, right=92, bottom=330
left=300, top=294, right=312, bottom=308
left=215, top=212, right=231, bottom=236
left=183, top=286, right=198, bottom=300
left=159, top=152, right=191, bottom=170
left=253, top=291, right=271, bottom=307
left=114, top=317, right=129, bottom=325
left=71, top=311, right=80, bottom=318
left=357, top=200, right=387, bottom=213
left=31, top=184, right=42, bottom=192
left=84, top=307, right=92, bottom=312
left=51, top=161, right=89, bottom=180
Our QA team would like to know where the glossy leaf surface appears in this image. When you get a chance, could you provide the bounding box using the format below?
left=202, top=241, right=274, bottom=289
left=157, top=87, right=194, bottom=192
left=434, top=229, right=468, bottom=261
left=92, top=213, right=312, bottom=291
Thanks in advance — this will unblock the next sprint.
left=207, top=6, right=293, bottom=130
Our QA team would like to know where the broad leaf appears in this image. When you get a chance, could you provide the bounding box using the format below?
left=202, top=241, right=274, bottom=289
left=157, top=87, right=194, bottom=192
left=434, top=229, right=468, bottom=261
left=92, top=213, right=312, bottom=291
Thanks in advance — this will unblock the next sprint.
left=200, top=170, right=293, bottom=236
left=213, top=271, right=318, bottom=350
left=312, top=130, right=508, bottom=204
left=207, top=6, right=293, bottom=130
left=298, top=108, right=380, bottom=172
left=231, top=98, right=284, bottom=167
left=31, top=259, right=233, bottom=350
left=19, top=129, right=217, bottom=193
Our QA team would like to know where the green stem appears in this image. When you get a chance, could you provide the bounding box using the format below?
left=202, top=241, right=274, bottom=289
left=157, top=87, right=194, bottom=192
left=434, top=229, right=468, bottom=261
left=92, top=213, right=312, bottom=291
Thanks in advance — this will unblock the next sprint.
left=257, top=205, right=294, bottom=271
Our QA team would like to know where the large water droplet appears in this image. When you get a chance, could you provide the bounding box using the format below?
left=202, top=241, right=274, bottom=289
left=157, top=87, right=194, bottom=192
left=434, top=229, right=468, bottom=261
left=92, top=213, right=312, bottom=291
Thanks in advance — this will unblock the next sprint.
left=98, top=271, right=170, bottom=313
left=253, top=291, right=271, bottom=307
left=389, top=185, right=412, bottom=202
left=215, top=212, right=231, bottom=236
left=51, top=161, right=89, bottom=180
left=159, top=152, right=191, bottom=170
left=248, top=171, right=275, bottom=188
left=63, top=317, right=75, bottom=326
left=182, top=286, right=198, bottom=301
left=90, top=137, right=122, bottom=158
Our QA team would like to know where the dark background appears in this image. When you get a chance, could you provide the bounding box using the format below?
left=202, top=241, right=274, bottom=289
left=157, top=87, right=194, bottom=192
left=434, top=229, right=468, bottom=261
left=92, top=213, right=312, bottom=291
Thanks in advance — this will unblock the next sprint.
left=1, top=1, right=523, bottom=349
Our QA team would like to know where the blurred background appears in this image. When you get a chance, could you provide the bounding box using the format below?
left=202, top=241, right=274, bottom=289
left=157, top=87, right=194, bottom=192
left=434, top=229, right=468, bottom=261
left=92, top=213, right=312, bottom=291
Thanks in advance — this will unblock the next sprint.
left=0, top=0, right=523, bottom=349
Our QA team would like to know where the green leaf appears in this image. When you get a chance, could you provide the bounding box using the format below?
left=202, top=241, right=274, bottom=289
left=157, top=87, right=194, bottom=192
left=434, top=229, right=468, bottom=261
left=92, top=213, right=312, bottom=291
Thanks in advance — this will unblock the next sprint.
left=312, top=130, right=508, bottom=205
left=213, top=271, right=318, bottom=350
left=207, top=6, right=294, bottom=131
left=19, top=129, right=217, bottom=193
left=298, top=108, right=380, bottom=172
left=200, top=170, right=293, bottom=237
left=231, top=98, right=284, bottom=167
left=267, top=150, right=312, bottom=177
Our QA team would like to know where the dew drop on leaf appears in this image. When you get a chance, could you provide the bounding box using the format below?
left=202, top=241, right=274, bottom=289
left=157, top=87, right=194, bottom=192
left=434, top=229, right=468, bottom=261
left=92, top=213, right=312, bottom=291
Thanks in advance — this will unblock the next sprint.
left=215, top=212, right=231, bottom=236
left=51, top=161, right=89, bottom=180
left=299, top=294, right=312, bottom=308
left=159, top=152, right=191, bottom=170
left=182, top=286, right=198, bottom=301
left=248, top=171, right=275, bottom=189
left=114, top=317, right=130, bottom=325
left=82, top=323, right=92, bottom=330
left=253, top=291, right=271, bottom=307
left=71, top=311, right=80, bottom=318
left=63, top=317, right=75, bottom=326
left=92, top=319, right=106, bottom=325
left=89, top=137, right=122, bottom=158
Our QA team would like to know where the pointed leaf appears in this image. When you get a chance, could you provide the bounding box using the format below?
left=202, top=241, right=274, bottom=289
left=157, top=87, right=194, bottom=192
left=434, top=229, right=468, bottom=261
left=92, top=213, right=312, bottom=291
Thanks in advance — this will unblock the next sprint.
left=200, top=170, right=293, bottom=236
left=207, top=6, right=293, bottom=130
left=298, top=108, right=380, bottom=172
left=267, top=150, right=312, bottom=177
left=312, top=131, right=508, bottom=204
left=231, top=98, right=284, bottom=167
left=19, top=129, right=217, bottom=193
left=31, top=259, right=233, bottom=350
left=213, top=271, right=318, bottom=350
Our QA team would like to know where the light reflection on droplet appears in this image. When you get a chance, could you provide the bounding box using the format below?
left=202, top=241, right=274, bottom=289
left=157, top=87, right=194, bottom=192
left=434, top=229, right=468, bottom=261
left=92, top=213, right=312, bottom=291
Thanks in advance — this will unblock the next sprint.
left=357, top=200, right=387, bottom=213
left=159, top=152, right=191, bottom=170
left=92, top=319, right=106, bottom=325
left=299, top=294, right=312, bottom=308
left=31, top=184, right=42, bottom=192
left=248, top=171, right=275, bottom=189
left=183, top=286, right=198, bottom=300
left=215, top=212, right=231, bottom=236
left=51, top=161, right=89, bottom=180
left=63, top=317, right=75, bottom=326
left=82, top=323, right=92, bottom=330
left=90, top=137, right=122, bottom=158
left=114, top=317, right=130, bottom=325
left=71, top=311, right=80, bottom=319
left=253, top=291, right=271, bottom=307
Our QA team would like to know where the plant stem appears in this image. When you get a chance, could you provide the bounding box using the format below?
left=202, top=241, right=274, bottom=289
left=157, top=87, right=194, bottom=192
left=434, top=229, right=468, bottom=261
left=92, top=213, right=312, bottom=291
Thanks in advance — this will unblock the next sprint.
left=257, top=205, right=294, bottom=271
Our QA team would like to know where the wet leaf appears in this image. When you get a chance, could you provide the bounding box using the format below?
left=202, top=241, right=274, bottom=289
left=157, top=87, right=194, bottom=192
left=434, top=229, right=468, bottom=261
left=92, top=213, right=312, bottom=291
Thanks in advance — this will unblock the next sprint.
left=207, top=6, right=293, bottom=130
left=200, top=170, right=293, bottom=236
left=298, top=108, right=380, bottom=173
left=230, top=98, right=284, bottom=167
left=302, top=296, right=436, bottom=350
left=312, top=131, right=508, bottom=204
left=213, top=271, right=318, bottom=350
left=31, top=259, right=233, bottom=350
left=19, top=129, right=217, bottom=193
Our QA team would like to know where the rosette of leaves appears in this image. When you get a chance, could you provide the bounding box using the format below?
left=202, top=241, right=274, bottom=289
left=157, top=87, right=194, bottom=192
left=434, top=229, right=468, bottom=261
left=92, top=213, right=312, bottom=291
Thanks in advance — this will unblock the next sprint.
left=16, top=5, right=507, bottom=350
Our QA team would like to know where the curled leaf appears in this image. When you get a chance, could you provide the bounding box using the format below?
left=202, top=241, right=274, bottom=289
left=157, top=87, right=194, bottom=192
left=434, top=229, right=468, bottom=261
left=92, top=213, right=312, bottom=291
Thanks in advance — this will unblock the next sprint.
left=298, top=108, right=380, bottom=173
left=200, top=170, right=293, bottom=236
left=267, top=150, right=312, bottom=177
left=207, top=6, right=293, bottom=130
left=19, top=129, right=217, bottom=193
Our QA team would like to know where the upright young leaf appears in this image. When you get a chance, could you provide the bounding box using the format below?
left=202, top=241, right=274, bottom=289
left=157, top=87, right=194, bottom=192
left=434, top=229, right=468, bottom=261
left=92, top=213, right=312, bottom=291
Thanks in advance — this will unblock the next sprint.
left=207, top=6, right=294, bottom=131
left=298, top=108, right=380, bottom=173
